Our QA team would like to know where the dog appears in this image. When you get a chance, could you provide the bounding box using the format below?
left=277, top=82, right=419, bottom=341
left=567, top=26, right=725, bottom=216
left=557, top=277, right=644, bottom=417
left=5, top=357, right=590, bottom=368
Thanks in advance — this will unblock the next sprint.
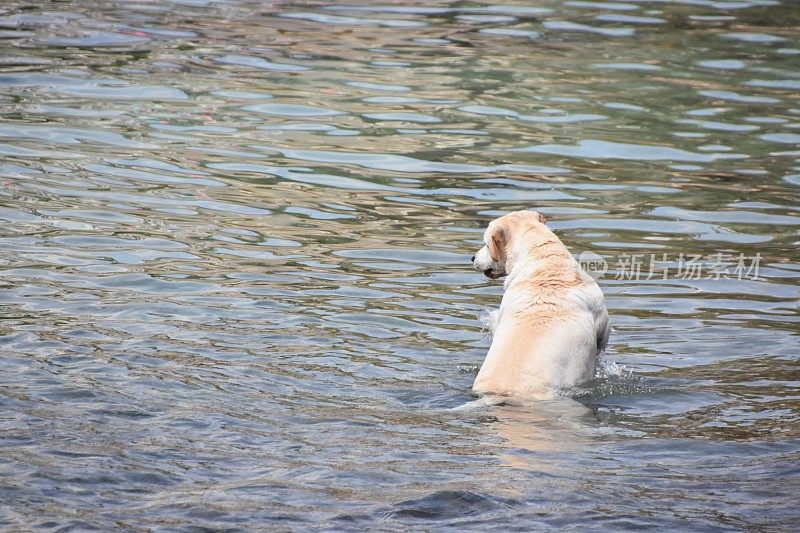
left=471, top=210, right=610, bottom=397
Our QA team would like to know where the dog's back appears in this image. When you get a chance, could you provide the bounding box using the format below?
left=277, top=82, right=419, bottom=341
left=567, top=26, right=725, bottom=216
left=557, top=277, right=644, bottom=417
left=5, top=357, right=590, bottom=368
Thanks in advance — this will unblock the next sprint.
left=472, top=222, right=610, bottom=397
left=474, top=274, right=608, bottom=396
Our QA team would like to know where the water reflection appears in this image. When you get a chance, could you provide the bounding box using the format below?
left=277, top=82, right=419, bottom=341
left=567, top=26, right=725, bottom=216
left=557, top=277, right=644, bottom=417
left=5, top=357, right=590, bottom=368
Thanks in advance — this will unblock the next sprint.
left=1, top=0, right=799, bottom=530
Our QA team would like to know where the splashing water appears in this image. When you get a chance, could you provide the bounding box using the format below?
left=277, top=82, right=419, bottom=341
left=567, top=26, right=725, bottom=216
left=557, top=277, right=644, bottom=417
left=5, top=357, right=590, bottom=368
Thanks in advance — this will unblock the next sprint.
left=477, top=308, right=500, bottom=334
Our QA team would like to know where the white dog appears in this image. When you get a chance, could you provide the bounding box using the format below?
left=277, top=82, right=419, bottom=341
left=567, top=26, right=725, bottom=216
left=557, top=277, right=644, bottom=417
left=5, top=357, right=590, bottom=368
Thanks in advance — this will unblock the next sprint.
left=471, top=210, right=610, bottom=397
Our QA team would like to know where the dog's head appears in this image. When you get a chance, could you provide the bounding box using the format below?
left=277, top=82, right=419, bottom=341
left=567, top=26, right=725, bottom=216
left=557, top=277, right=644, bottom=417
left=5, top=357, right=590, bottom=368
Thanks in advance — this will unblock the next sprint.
left=471, top=210, right=547, bottom=279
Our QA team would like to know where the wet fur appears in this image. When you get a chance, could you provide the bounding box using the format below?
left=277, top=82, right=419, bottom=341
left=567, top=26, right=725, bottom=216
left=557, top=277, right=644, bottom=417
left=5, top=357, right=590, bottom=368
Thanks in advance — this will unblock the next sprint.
left=472, top=211, right=610, bottom=397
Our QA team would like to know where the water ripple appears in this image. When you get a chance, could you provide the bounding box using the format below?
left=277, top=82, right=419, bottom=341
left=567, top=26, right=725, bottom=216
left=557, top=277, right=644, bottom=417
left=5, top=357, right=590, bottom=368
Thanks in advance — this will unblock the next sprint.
left=1, top=0, right=798, bottom=530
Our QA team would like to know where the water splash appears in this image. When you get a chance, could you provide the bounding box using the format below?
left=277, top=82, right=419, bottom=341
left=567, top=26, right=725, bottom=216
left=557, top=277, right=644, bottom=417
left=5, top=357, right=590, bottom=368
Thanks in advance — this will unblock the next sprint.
left=477, top=308, right=499, bottom=334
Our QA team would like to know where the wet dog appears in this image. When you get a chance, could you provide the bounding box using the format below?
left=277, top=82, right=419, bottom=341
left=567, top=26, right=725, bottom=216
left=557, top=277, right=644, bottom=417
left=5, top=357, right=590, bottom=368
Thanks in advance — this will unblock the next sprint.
left=471, top=211, right=610, bottom=397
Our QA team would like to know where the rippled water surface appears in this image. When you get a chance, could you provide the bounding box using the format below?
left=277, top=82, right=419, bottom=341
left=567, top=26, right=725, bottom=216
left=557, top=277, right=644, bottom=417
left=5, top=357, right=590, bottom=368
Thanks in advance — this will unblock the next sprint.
left=1, top=0, right=799, bottom=530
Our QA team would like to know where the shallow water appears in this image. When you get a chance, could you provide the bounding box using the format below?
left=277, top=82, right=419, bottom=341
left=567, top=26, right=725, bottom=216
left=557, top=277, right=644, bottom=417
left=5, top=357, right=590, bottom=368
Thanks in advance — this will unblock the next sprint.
left=1, top=0, right=799, bottom=530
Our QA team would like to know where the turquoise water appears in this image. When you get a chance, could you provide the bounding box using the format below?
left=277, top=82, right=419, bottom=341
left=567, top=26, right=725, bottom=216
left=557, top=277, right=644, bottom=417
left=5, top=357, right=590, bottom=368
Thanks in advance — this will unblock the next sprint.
left=0, top=0, right=798, bottom=530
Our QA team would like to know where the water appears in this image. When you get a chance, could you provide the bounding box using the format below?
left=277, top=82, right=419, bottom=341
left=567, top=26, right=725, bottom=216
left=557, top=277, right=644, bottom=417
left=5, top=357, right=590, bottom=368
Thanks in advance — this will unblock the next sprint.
left=1, top=0, right=798, bottom=530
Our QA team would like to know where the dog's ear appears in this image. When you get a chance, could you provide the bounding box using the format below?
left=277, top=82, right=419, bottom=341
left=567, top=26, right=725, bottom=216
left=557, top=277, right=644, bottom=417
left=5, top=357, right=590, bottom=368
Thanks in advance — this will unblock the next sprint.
left=487, top=222, right=507, bottom=263
left=535, top=211, right=547, bottom=224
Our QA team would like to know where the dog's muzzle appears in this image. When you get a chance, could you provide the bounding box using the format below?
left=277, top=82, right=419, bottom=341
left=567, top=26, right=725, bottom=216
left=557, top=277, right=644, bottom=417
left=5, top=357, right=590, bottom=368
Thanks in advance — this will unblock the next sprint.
left=484, top=268, right=503, bottom=279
